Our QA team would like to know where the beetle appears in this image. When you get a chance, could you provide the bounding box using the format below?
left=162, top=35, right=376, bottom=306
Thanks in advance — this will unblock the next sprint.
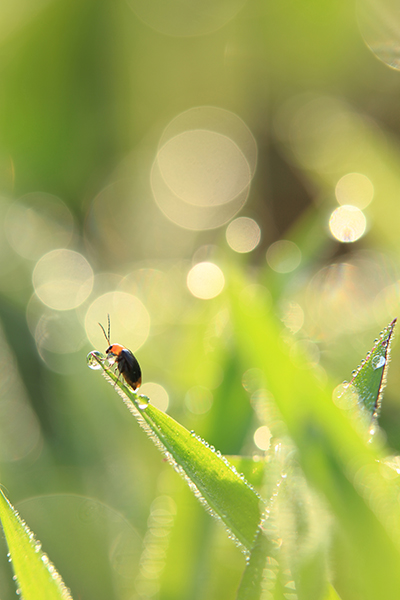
left=99, top=314, right=142, bottom=390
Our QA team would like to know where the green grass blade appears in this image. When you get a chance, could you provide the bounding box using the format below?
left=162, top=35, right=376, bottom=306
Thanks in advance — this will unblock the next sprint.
left=236, top=528, right=276, bottom=600
left=349, top=318, right=396, bottom=418
left=0, top=489, right=72, bottom=600
left=229, top=272, right=400, bottom=598
left=88, top=352, right=262, bottom=552
left=323, top=585, right=343, bottom=600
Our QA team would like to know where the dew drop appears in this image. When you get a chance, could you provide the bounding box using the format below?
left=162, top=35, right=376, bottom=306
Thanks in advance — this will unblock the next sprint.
left=86, top=351, right=103, bottom=370
left=138, top=395, right=150, bottom=410
left=372, top=355, right=386, bottom=370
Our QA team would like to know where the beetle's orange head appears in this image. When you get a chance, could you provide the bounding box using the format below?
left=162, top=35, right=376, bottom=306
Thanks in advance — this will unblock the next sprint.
left=106, top=344, right=124, bottom=357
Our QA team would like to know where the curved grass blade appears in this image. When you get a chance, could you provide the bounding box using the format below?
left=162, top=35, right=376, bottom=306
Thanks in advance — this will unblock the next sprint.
left=87, top=352, right=262, bottom=552
left=0, top=488, right=72, bottom=600
left=349, top=318, right=396, bottom=420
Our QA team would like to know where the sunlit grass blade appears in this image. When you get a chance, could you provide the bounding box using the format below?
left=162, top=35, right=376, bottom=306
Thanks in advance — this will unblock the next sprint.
left=323, top=584, right=343, bottom=599
left=229, top=271, right=400, bottom=599
left=349, top=318, right=396, bottom=418
left=0, top=489, right=72, bottom=600
left=88, top=352, right=263, bottom=552
left=226, top=456, right=265, bottom=490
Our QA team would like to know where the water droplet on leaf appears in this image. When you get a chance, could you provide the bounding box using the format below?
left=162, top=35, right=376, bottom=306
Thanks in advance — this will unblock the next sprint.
left=138, top=395, right=150, bottom=410
left=86, top=351, right=103, bottom=370
left=372, top=355, right=386, bottom=370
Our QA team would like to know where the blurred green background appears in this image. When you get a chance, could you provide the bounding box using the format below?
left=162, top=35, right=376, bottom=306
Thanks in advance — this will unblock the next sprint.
left=1, top=0, right=400, bottom=598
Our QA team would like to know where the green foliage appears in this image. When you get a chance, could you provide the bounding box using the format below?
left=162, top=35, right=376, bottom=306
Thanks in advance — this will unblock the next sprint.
left=85, top=310, right=398, bottom=600
left=2, top=1, right=400, bottom=599
left=89, top=353, right=262, bottom=551
left=1, top=287, right=400, bottom=599
left=0, top=489, right=71, bottom=600
left=350, top=319, right=396, bottom=418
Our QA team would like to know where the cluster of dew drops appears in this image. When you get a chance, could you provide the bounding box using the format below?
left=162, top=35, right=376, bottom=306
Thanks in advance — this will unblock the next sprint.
left=7, top=523, right=72, bottom=599
left=341, top=323, right=392, bottom=391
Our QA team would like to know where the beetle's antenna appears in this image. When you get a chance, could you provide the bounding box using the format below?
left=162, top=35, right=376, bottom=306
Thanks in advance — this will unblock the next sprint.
left=99, top=315, right=111, bottom=345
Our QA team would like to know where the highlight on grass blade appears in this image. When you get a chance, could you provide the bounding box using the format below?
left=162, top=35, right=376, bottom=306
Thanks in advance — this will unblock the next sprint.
left=351, top=318, right=396, bottom=418
left=87, top=350, right=262, bottom=553
left=0, top=488, right=72, bottom=600
left=333, top=319, right=396, bottom=433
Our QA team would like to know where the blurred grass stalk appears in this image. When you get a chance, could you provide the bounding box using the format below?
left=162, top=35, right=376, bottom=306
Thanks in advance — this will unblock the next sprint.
left=229, top=267, right=400, bottom=599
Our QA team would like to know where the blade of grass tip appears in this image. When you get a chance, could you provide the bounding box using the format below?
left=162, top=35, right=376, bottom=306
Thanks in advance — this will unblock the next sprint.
left=348, top=318, right=396, bottom=424
left=87, top=352, right=263, bottom=553
left=0, top=488, right=72, bottom=600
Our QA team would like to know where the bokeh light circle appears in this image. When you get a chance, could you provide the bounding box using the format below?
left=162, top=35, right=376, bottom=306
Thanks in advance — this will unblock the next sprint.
left=159, top=107, right=257, bottom=175
left=157, top=130, right=251, bottom=207
left=85, top=291, right=150, bottom=352
left=187, top=262, right=225, bottom=299
left=335, top=173, right=374, bottom=209
left=33, top=250, right=94, bottom=310
left=151, top=158, right=250, bottom=230
left=226, top=217, right=261, bottom=253
left=5, top=192, right=74, bottom=260
left=152, top=107, right=257, bottom=231
left=329, top=205, right=367, bottom=243
left=357, top=0, right=400, bottom=70
left=139, top=382, right=169, bottom=412
left=266, top=240, right=301, bottom=273
left=253, top=426, right=272, bottom=451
